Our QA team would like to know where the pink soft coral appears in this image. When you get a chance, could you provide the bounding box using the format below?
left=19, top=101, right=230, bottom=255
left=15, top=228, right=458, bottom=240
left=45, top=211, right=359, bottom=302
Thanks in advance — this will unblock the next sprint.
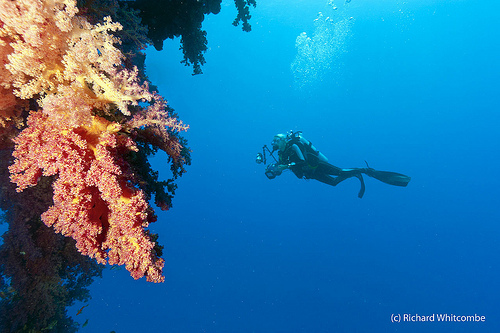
left=10, top=111, right=165, bottom=282
left=2, top=0, right=189, bottom=282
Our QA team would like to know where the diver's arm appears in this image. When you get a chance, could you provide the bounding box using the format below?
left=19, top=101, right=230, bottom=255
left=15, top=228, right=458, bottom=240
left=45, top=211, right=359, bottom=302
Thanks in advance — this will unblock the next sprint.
left=275, top=145, right=303, bottom=170
left=289, top=144, right=306, bottom=166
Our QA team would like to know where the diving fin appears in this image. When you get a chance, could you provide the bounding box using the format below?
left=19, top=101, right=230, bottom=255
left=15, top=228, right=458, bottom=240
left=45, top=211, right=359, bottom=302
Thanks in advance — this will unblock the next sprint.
left=355, top=174, right=366, bottom=198
left=364, top=161, right=411, bottom=187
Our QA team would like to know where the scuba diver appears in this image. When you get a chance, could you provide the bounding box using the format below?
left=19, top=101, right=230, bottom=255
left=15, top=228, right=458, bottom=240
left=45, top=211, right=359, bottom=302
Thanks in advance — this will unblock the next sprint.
left=256, top=131, right=411, bottom=198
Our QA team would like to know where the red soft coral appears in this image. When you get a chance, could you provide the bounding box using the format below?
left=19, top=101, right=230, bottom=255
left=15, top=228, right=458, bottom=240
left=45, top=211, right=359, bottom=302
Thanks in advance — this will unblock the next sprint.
left=9, top=111, right=165, bottom=282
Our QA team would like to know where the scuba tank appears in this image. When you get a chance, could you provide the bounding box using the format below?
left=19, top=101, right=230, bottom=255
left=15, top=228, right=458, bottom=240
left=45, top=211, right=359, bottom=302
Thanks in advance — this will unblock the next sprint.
left=286, top=131, right=328, bottom=164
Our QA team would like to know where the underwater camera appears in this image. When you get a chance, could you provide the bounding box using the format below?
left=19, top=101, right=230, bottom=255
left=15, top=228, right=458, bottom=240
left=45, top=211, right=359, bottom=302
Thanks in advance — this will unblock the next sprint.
left=264, top=163, right=281, bottom=179
left=256, top=144, right=280, bottom=179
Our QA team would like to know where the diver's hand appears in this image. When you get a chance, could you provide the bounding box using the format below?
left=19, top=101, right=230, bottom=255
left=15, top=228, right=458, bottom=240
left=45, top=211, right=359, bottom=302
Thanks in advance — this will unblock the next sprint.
left=278, top=162, right=295, bottom=170
left=276, top=164, right=290, bottom=171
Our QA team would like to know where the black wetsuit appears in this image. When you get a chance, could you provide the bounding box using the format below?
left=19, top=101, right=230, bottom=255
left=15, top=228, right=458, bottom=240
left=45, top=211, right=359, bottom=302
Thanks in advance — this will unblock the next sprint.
left=278, top=135, right=367, bottom=197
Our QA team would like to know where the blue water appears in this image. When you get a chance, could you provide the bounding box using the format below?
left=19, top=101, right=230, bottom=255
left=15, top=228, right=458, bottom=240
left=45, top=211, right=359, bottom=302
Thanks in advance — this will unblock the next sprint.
left=75, top=0, right=500, bottom=332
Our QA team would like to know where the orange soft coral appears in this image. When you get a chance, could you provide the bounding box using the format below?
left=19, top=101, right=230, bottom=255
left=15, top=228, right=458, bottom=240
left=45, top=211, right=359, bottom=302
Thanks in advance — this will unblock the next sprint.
left=9, top=111, right=165, bottom=282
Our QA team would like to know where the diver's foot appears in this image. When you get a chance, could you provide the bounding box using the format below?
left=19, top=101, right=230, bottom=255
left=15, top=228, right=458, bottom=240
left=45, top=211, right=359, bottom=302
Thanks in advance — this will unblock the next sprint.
left=363, top=167, right=375, bottom=177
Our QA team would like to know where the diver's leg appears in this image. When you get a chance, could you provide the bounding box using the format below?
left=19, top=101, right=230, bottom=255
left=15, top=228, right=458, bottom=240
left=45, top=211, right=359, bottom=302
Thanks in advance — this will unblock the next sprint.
left=339, top=168, right=367, bottom=198
left=313, top=165, right=367, bottom=198
left=312, top=172, right=365, bottom=198
left=319, top=162, right=367, bottom=177
left=312, top=173, right=347, bottom=186
left=317, top=163, right=343, bottom=176
left=338, top=167, right=368, bottom=177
